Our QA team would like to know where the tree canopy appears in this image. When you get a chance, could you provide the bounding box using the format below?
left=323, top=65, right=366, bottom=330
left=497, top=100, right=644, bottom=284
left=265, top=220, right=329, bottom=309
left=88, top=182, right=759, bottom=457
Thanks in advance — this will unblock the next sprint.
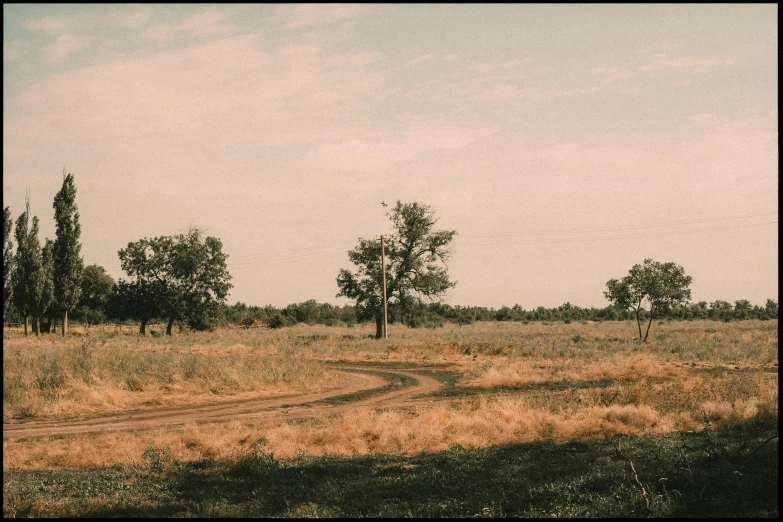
left=118, top=227, right=232, bottom=334
left=11, top=198, right=46, bottom=335
left=336, top=201, right=457, bottom=338
left=604, top=258, right=692, bottom=342
left=53, top=171, right=84, bottom=336
left=3, top=206, right=14, bottom=323
left=76, top=264, right=115, bottom=328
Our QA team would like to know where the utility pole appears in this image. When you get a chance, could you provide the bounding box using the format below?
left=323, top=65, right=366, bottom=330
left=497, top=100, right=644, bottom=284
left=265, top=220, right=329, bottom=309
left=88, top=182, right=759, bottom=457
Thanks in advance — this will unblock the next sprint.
left=380, top=235, right=388, bottom=339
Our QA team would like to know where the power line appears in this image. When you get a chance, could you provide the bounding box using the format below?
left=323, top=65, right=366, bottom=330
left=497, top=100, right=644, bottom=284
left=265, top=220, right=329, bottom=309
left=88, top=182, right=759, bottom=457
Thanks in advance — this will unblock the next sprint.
left=226, top=211, right=778, bottom=269
left=454, top=220, right=778, bottom=246
left=457, top=211, right=777, bottom=238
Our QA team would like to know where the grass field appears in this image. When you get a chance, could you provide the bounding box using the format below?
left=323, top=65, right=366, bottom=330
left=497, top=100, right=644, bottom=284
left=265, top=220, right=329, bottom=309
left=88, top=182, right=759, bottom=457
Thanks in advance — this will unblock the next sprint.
left=3, top=320, right=778, bottom=517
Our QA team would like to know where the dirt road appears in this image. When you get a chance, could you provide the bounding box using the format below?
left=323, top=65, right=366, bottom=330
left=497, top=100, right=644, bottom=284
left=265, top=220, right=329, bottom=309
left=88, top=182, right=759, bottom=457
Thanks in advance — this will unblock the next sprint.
left=2, top=365, right=444, bottom=441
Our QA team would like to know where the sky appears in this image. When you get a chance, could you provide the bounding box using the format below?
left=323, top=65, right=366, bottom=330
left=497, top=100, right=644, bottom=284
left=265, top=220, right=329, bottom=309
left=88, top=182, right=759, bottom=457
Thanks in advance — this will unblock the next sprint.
left=3, top=4, right=778, bottom=310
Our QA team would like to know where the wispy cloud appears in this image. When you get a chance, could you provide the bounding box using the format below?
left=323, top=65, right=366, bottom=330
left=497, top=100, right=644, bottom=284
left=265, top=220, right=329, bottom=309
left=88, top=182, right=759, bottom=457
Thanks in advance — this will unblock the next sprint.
left=479, top=84, right=589, bottom=102
left=276, top=3, right=370, bottom=30
left=637, top=54, right=730, bottom=73
left=304, top=119, right=498, bottom=172
left=469, top=58, right=534, bottom=71
left=42, top=33, right=91, bottom=64
left=139, top=10, right=235, bottom=42
left=24, top=15, right=78, bottom=34
left=404, top=53, right=433, bottom=67
left=4, top=40, right=25, bottom=62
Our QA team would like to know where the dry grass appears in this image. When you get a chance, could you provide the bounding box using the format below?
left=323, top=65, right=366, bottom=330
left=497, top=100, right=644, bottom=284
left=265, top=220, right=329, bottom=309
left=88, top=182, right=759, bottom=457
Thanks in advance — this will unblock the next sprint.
left=2, top=329, right=353, bottom=421
left=2, top=319, right=777, bottom=470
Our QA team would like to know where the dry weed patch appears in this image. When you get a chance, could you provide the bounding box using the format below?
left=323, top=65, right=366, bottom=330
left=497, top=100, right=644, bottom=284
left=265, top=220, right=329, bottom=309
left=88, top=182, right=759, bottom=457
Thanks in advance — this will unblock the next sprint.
left=3, top=320, right=777, bottom=471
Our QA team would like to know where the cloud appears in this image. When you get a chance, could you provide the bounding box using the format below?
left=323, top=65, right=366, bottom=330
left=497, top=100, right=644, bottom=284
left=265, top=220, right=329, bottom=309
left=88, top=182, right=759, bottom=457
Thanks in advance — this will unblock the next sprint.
left=637, top=54, right=730, bottom=73
left=139, top=10, right=235, bottom=42
left=276, top=3, right=370, bottom=30
left=479, top=84, right=588, bottom=102
left=304, top=120, right=498, bottom=172
left=404, top=53, right=433, bottom=67
left=469, top=58, right=534, bottom=71
left=42, top=33, right=91, bottom=63
left=110, top=6, right=153, bottom=28
left=6, top=32, right=390, bottom=174
left=24, top=15, right=78, bottom=34
left=4, top=40, right=25, bottom=62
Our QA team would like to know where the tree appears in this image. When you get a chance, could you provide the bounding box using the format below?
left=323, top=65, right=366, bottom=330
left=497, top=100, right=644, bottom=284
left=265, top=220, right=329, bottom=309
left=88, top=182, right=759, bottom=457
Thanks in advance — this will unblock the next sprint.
left=53, top=171, right=84, bottom=337
left=764, top=299, right=778, bottom=319
left=35, top=239, right=56, bottom=334
left=109, top=279, right=163, bottom=334
left=118, top=227, right=232, bottom=335
left=733, top=299, right=752, bottom=320
left=75, top=264, right=115, bottom=330
left=337, top=201, right=457, bottom=339
left=3, top=206, right=14, bottom=325
left=604, top=258, right=692, bottom=342
left=11, top=198, right=44, bottom=336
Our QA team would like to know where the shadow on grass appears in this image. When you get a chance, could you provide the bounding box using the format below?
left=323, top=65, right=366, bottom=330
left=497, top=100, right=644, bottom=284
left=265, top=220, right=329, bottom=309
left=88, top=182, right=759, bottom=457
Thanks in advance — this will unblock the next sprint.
left=4, top=418, right=777, bottom=518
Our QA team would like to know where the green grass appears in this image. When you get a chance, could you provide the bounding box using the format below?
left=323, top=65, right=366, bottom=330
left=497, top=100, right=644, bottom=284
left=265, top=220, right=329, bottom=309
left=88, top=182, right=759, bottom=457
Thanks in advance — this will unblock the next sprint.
left=4, top=417, right=777, bottom=518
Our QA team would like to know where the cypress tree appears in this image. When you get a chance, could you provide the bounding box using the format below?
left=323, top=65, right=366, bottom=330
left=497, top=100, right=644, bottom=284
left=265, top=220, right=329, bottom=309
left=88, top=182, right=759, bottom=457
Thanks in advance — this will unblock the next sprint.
left=3, top=206, right=14, bottom=326
left=53, top=171, right=84, bottom=337
left=12, top=196, right=43, bottom=335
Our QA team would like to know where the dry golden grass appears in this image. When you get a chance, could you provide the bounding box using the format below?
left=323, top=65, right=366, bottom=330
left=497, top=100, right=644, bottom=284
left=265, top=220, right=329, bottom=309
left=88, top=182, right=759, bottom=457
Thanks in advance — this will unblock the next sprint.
left=2, top=319, right=777, bottom=470
left=2, top=329, right=353, bottom=421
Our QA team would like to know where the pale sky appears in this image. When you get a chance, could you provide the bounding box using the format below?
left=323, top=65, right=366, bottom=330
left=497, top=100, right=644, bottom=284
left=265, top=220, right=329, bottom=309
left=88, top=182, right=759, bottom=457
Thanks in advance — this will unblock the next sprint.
left=3, top=4, right=778, bottom=309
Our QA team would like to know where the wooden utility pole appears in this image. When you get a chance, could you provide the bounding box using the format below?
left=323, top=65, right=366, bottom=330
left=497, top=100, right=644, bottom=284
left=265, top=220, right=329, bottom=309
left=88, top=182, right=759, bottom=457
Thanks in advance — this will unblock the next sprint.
left=380, top=235, right=388, bottom=339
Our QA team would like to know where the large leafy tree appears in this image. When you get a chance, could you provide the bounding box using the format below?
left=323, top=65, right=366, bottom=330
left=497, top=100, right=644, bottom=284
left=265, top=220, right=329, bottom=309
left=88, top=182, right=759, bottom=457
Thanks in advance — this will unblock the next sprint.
left=337, top=201, right=457, bottom=339
left=604, top=258, right=692, bottom=342
left=53, top=171, right=84, bottom=337
left=3, top=206, right=14, bottom=324
left=118, top=227, right=232, bottom=335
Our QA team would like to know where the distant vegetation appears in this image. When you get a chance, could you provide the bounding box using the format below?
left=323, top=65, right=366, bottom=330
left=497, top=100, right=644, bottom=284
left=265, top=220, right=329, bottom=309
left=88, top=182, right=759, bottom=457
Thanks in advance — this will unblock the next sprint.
left=3, top=181, right=778, bottom=336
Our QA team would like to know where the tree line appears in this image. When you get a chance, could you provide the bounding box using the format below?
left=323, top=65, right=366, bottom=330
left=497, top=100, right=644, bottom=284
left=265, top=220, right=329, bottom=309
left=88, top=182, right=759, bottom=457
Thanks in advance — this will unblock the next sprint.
left=3, top=179, right=778, bottom=338
left=3, top=173, right=232, bottom=336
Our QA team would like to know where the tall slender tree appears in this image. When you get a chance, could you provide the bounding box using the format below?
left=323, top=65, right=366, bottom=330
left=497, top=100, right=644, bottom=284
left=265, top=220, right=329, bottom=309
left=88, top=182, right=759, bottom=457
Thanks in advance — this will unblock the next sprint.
left=38, top=239, right=56, bottom=333
left=53, top=171, right=84, bottom=337
left=11, top=196, right=43, bottom=336
left=26, top=219, right=49, bottom=335
left=3, top=206, right=14, bottom=325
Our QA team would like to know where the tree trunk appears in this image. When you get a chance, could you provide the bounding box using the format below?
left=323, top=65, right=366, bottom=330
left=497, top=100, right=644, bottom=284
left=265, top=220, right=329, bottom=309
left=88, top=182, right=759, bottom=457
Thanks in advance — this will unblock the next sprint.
left=24, top=316, right=28, bottom=336
left=634, top=308, right=642, bottom=340
left=32, top=316, right=39, bottom=335
left=166, top=316, right=175, bottom=336
left=375, top=316, right=383, bottom=339
left=643, top=307, right=655, bottom=342
left=139, top=316, right=148, bottom=335
left=62, top=310, right=69, bottom=337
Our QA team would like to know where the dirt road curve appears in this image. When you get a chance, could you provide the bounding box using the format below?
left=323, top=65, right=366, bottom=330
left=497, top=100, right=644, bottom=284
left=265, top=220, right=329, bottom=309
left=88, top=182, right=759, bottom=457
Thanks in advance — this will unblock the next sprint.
left=3, top=365, right=444, bottom=441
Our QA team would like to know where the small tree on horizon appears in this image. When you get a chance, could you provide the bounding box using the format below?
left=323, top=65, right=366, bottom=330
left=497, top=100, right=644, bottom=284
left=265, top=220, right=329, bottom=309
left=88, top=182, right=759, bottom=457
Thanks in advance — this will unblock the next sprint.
left=604, top=258, right=692, bottom=342
left=53, top=171, right=84, bottom=337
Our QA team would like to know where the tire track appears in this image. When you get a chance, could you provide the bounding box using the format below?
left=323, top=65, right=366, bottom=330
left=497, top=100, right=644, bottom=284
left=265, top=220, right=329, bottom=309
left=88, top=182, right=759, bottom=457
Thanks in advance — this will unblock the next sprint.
left=2, top=365, right=443, bottom=441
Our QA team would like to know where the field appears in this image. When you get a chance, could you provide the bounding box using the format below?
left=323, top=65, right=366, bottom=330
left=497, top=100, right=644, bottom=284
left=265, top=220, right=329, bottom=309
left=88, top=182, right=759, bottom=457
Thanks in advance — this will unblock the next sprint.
left=3, top=320, right=778, bottom=517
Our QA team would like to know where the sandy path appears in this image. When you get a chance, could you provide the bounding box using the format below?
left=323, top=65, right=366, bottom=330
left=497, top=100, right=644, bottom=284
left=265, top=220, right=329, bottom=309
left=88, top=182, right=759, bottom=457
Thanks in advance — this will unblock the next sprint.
left=2, top=365, right=444, bottom=441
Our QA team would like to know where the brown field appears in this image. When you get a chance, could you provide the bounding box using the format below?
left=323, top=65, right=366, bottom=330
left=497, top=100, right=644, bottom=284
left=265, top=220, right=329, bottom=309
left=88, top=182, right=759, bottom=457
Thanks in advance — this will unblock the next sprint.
left=2, top=320, right=777, bottom=470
